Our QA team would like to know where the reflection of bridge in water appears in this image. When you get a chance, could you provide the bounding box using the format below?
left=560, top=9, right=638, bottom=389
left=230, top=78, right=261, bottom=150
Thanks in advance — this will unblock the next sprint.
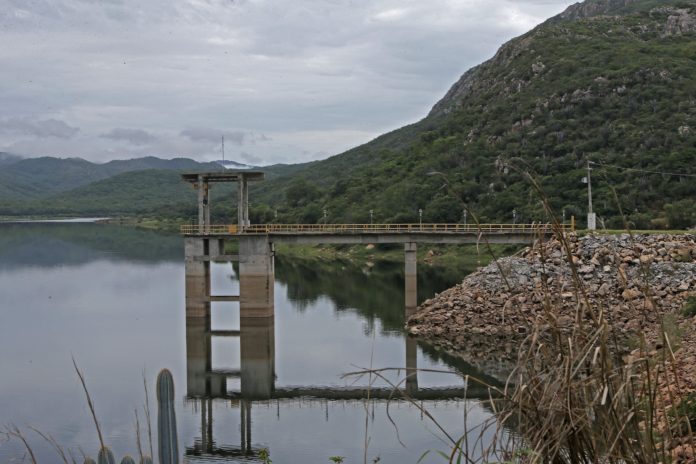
left=184, top=294, right=488, bottom=460
left=180, top=171, right=562, bottom=460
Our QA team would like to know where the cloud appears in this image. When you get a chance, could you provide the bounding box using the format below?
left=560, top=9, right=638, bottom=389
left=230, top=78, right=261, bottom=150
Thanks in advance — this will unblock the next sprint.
left=180, top=128, right=247, bottom=145
left=179, top=128, right=272, bottom=146
left=239, top=151, right=263, bottom=165
left=0, top=0, right=577, bottom=163
left=100, top=128, right=156, bottom=145
left=0, top=117, right=79, bottom=139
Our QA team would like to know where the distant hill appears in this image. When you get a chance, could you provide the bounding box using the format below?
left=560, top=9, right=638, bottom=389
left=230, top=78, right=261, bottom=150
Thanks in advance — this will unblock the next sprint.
left=0, top=152, right=22, bottom=166
left=0, top=160, right=310, bottom=219
left=0, top=156, right=220, bottom=200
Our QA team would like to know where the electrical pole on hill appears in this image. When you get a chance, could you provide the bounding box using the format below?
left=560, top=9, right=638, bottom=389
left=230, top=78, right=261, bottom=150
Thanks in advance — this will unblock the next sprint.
left=585, top=160, right=596, bottom=230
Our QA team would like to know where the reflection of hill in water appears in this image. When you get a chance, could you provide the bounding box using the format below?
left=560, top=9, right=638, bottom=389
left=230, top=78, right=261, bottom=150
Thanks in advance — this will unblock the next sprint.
left=271, top=257, right=511, bottom=383
left=273, top=257, right=476, bottom=334
left=0, top=223, right=182, bottom=269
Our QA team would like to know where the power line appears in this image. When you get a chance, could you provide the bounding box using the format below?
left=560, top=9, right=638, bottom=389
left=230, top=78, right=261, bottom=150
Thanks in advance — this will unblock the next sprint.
left=596, top=162, right=696, bottom=178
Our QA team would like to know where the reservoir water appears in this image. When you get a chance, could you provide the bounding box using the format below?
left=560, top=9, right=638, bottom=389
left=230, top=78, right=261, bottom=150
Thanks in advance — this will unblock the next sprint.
left=0, top=222, right=499, bottom=463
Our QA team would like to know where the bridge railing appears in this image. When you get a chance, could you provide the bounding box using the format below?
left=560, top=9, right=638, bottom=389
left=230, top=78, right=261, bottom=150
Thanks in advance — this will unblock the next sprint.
left=180, top=224, right=239, bottom=235
left=181, top=222, right=575, bottom=235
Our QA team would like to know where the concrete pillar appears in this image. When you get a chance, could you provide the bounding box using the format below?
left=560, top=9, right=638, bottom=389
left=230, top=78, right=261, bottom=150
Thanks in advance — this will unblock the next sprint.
left=405, top=336, right=419, bottom=395
left=185, top=238, right=211, bottom=319
left=242, top=178, right=250, bottom=226
left=404, top=242, right=417, bottom=313
left=197, top=176, right=205, bottom=234
left=240, top=316, right=275, bottom=399
left=237, top=177, right=251, bottom=228
left=239, top=236, right=274, bottom=318
left=204, top=183, right=211, bottom=232
left=208, top=238, right=225, bottom=261
left=237, top=180, right=244, bottom=228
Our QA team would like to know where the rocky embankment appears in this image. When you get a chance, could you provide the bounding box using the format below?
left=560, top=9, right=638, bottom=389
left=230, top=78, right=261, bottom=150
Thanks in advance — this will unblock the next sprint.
left=407, top=234, right=696, bottom=376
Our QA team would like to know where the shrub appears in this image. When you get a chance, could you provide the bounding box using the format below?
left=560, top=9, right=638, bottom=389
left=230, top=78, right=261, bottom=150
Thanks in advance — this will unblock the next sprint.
left=683, top=297, right=696, bottom=317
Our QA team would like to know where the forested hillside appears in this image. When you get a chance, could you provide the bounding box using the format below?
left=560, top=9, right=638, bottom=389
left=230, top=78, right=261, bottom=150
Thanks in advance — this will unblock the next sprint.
left=252, top=0, right=696, bottom=229
left=0, top=156, right=221, bottom=200
left=1, top=0, right=694, bottom=228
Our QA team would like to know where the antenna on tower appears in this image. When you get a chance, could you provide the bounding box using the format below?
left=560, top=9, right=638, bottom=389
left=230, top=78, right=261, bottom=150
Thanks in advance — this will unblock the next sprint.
left=221, top=135, right=225, bottom=164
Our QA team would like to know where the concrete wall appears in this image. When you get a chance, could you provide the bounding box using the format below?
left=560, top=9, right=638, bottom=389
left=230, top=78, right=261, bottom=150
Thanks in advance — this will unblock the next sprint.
left=238, top=236, right=275, bottom=318
left=185, top=238, right=210, bottom=319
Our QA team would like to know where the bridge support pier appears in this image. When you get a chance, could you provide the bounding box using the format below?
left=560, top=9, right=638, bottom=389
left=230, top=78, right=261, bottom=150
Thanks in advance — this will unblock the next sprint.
left=185, top=238, right=211, bottom=319
left=196, top=175, right=211, bottom=234
left=238, top=177, right=250, bottom=228
left=239, top=236, right=275, bottom=318
left=404, top=242, right=417, bottom=313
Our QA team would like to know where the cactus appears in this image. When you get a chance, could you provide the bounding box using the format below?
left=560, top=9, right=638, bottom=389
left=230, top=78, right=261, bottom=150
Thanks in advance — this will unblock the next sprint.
left=97, top=447, right=116, bottom=464
left=120, top=456, right=136, bottom=464
left=140, top=457, right=154, bottom=464
left=156, top=369, right=179, bottom=464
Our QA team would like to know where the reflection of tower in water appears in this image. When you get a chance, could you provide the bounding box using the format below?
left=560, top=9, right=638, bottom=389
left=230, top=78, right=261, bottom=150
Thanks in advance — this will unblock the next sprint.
left=185, top=235, right=276, bottom=459
left=185, top=315, right=274, bottom=459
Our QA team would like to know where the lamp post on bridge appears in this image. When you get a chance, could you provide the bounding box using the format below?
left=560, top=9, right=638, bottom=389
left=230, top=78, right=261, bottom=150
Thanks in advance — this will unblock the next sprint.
left=418, top=208, right=423, bottom=230
left=323, top=208, right=328, bottom=224
left=462, top=209, right=467, bottom=227
left=513, top=209, right=517, bottom=225
left=369, top=209, right=373, bottom=225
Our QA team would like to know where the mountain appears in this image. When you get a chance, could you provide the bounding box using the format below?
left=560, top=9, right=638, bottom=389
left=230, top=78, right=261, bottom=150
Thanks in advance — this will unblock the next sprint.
left=0, top=156, right=220, bottom=200
left=1, top=0, right=694, bottom=228
left=249, top=0, right=696, bottom=229
left=0, top=152, right=22, bottom=166
left=0, top=161, right=309, bottom=218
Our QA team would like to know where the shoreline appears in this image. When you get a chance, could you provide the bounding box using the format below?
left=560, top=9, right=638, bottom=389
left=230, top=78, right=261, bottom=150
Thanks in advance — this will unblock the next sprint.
left=406, top=232, right=696, bottom=460
left=408, top=233, right=695, bottom=351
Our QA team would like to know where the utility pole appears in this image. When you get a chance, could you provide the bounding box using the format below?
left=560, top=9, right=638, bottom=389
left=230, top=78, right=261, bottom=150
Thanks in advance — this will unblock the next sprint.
left=586, top=160, right=596, bottom=230
left=222, top=136, right=225, bottom=164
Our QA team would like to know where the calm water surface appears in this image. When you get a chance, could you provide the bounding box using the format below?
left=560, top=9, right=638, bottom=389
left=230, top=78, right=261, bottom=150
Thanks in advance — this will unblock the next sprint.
left=0, top=223, right=499, bottom=463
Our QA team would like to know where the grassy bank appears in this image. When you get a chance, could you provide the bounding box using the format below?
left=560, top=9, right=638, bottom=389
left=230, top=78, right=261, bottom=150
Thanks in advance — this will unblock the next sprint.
left=101, top=216, right=184, bottom=232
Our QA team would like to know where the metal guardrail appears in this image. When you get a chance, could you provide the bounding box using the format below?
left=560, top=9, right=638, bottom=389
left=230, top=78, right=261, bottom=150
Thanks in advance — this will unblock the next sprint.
left=181, top=224, right=239, bottom=235
left=180, top=222, right=574, bottom=236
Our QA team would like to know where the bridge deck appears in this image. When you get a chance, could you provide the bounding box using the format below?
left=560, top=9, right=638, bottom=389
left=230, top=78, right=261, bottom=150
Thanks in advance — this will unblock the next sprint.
left=181, top=223, right=572, bottom=244
left=182, top=223, right=572, bottom=235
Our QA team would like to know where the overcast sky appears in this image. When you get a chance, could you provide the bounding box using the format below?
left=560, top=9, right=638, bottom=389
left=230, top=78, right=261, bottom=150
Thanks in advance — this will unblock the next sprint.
left=0, top=0, right=577, bottom=165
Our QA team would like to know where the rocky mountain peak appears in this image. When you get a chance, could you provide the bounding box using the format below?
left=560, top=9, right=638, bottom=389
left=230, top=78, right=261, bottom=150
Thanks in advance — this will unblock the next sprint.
left=556, top=0, right=642, bottom=20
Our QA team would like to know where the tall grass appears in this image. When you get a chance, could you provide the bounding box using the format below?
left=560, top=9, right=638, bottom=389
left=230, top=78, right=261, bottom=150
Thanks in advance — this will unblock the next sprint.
left=394, top=165, right=696, bottom=463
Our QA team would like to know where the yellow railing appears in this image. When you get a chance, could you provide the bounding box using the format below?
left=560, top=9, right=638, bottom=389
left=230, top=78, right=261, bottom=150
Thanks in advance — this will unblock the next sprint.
left=180, top=222, right=574, bottom=235
left=180, top=224, right=238, bottom=235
